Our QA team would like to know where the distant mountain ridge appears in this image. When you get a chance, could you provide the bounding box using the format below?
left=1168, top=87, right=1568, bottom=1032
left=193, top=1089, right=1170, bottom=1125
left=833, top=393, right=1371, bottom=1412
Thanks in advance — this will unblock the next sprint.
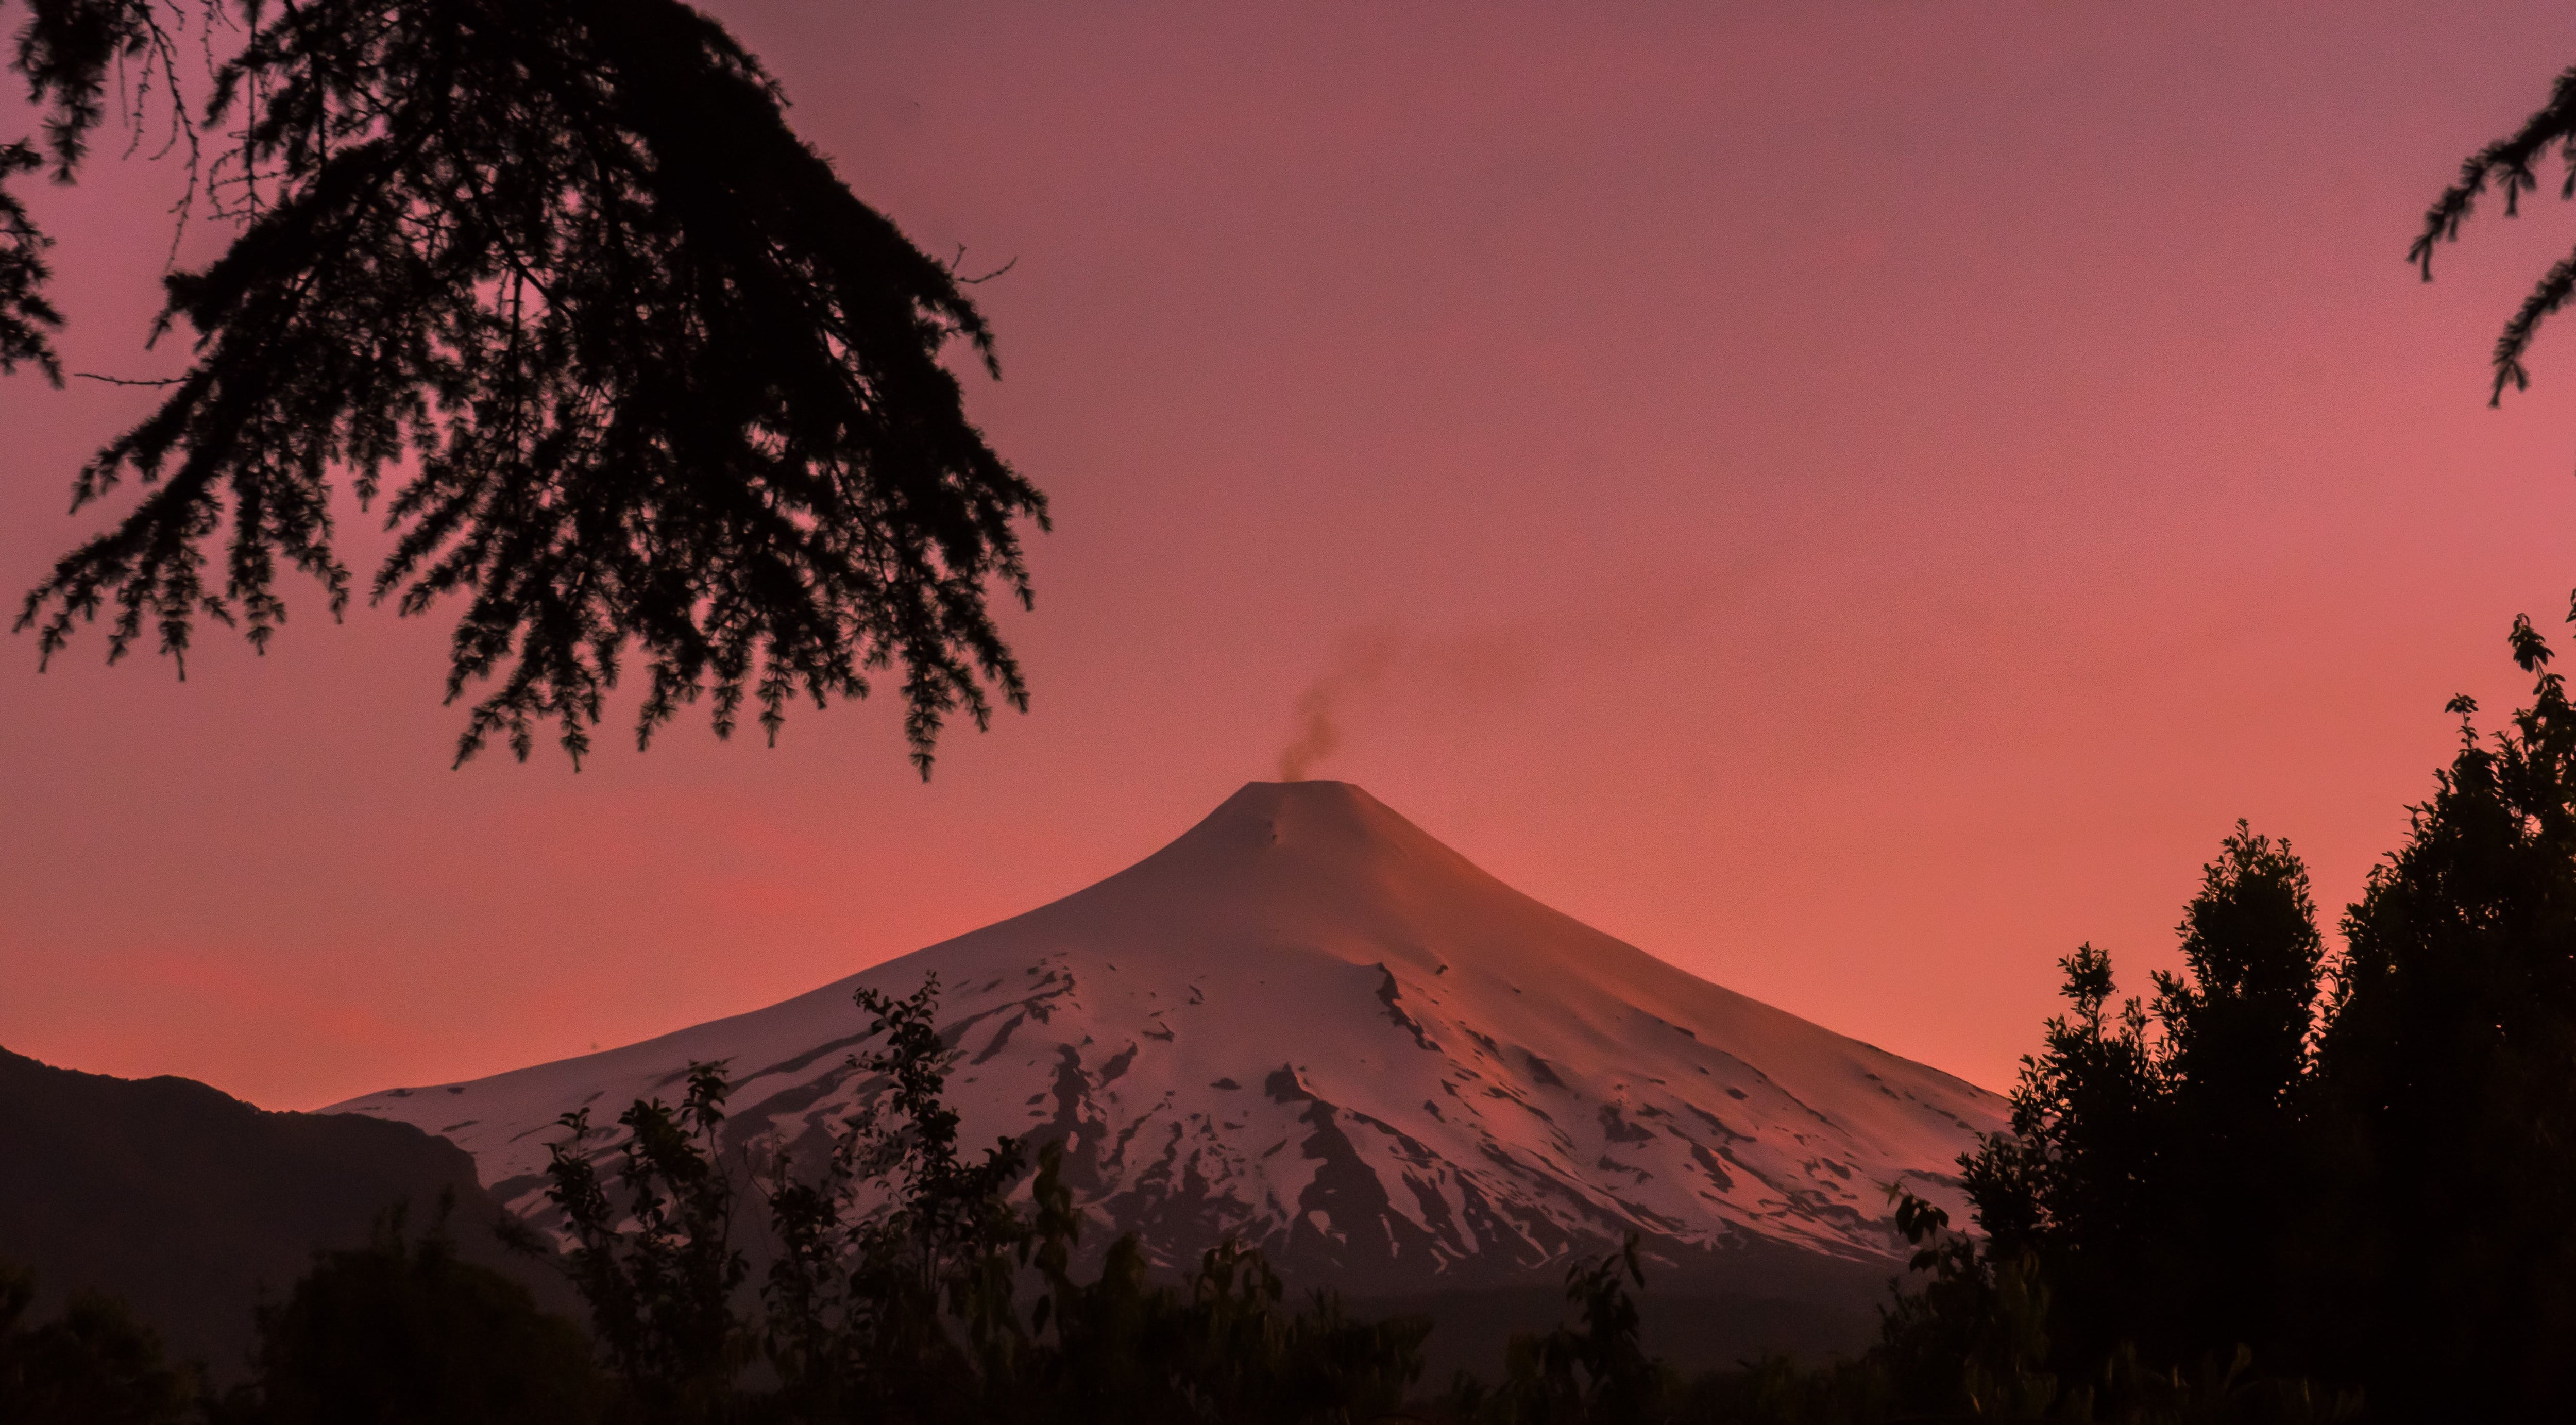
left=337, top=782, right=2004, bottom=1305
left=0, top=1046, right=555, bottom=1377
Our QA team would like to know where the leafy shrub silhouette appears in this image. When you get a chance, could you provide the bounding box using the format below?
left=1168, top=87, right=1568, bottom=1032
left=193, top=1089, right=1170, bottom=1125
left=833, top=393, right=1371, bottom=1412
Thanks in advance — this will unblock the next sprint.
left=0, top=1260, right=196, bottom=1425
left=235, top=1198, right=600, bottom=1425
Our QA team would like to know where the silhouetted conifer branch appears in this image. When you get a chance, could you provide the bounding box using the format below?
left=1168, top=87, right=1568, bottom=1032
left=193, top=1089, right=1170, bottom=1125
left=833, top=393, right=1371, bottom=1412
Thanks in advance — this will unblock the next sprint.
left=6, top=0, right=1048, bottom=770
left=2412, top=63, right=2576, bottom=403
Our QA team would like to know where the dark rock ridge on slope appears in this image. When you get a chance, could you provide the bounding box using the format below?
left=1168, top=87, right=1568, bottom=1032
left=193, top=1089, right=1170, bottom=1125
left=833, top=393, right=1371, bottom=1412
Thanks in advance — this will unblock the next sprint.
left=0, top=1046, right=559, bottom=1377
left=338, top=782, right=2006, bottom=1308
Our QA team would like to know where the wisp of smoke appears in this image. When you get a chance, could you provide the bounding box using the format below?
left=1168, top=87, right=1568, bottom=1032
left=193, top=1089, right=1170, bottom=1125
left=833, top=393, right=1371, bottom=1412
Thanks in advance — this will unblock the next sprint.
left=1270, top=589, right=1719, bottom=782
left=1275, top=691, right=1338, bottom=782
left=1276, top=633, right=1402, bottom=781
left=1274, top=628, right=1541, bottom=781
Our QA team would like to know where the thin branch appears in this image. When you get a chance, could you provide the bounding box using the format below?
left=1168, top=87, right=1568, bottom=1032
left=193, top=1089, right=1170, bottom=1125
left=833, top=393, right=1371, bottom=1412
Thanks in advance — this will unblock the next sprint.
left=71, top=370, right=185, bottom=386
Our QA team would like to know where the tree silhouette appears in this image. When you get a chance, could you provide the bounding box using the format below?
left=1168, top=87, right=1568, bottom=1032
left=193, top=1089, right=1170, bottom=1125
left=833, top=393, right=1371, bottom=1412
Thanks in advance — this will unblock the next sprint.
left=522, top=977, right=1428, bottom=1425
left=243, top=1201, right=601, bottom=1425
left=2300, top=614, right=2576, bottom=1417
left=1959, top=827, right=2327, bottom=1377
left=5, top=0, right=1047, bottom=769
left=1898, top=614, right=2576, bottom=1418
left=0, top=1259, right=197, bottom=1425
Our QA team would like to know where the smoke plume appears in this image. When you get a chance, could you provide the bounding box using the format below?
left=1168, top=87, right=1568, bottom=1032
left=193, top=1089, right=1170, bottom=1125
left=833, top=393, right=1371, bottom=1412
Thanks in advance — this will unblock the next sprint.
left=1275, top=633, right=1402, bottom=781
left=1270, top=588, right=1720, bottom=782
left=1273, top=627, right=1532, bottom=781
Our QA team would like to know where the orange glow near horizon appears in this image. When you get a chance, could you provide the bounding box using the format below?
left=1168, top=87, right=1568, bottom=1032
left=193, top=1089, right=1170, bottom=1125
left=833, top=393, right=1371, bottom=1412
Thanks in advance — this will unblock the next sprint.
left=10, top=1, right=2576, bottom=1109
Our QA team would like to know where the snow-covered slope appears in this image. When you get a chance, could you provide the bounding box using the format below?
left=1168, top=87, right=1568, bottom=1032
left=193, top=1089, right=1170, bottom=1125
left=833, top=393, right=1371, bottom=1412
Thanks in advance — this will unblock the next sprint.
left=334, top=782, right=2003, bottom=1290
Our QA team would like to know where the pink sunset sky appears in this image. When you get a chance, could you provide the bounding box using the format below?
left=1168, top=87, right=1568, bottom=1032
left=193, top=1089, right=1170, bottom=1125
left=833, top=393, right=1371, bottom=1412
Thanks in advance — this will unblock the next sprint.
left=8, top=1, right=2576, bottom=1110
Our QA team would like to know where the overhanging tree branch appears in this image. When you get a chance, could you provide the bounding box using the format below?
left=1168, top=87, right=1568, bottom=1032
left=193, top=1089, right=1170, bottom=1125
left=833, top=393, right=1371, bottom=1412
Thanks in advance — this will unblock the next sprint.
left=7, top=0, right=1047, bottom=771
left=2412, top=63, right=2576, bottom=404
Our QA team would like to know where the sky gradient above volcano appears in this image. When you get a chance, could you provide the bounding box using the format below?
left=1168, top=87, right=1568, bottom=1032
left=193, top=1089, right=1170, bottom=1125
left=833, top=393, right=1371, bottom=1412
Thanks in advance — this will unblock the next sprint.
left=9, top=1, right=2576, bottom=1109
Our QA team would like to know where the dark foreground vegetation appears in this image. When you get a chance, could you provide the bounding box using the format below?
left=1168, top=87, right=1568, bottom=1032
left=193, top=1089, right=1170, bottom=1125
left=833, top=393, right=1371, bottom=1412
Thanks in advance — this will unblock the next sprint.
left=17, top=619, right=2576, bottom=1421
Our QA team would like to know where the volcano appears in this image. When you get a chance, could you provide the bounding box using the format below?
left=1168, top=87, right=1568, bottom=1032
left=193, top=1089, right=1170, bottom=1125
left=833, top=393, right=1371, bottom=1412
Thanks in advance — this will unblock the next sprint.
left=334, top=782, right=2003, bottom=1301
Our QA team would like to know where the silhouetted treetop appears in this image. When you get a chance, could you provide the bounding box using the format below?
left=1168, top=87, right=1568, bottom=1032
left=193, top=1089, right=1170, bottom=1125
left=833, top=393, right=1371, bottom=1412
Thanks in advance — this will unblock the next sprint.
left=7, top=0, right=1048, bottom=769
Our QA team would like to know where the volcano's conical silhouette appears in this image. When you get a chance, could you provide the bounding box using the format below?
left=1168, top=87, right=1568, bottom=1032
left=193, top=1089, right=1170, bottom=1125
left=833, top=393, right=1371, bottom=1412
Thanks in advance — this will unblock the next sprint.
left=336, top=782, right=2002, bottom=1290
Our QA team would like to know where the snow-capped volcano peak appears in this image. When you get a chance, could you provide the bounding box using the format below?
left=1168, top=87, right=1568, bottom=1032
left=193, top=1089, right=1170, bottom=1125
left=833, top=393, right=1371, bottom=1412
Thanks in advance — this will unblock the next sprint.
left=334, top=781, right=2003, bottom=1289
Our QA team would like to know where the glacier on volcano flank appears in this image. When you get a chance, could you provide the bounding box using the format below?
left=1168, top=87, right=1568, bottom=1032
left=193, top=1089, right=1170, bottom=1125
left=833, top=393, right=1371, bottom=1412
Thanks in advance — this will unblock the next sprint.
left=335, top=782, right=2005, bottom=1294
